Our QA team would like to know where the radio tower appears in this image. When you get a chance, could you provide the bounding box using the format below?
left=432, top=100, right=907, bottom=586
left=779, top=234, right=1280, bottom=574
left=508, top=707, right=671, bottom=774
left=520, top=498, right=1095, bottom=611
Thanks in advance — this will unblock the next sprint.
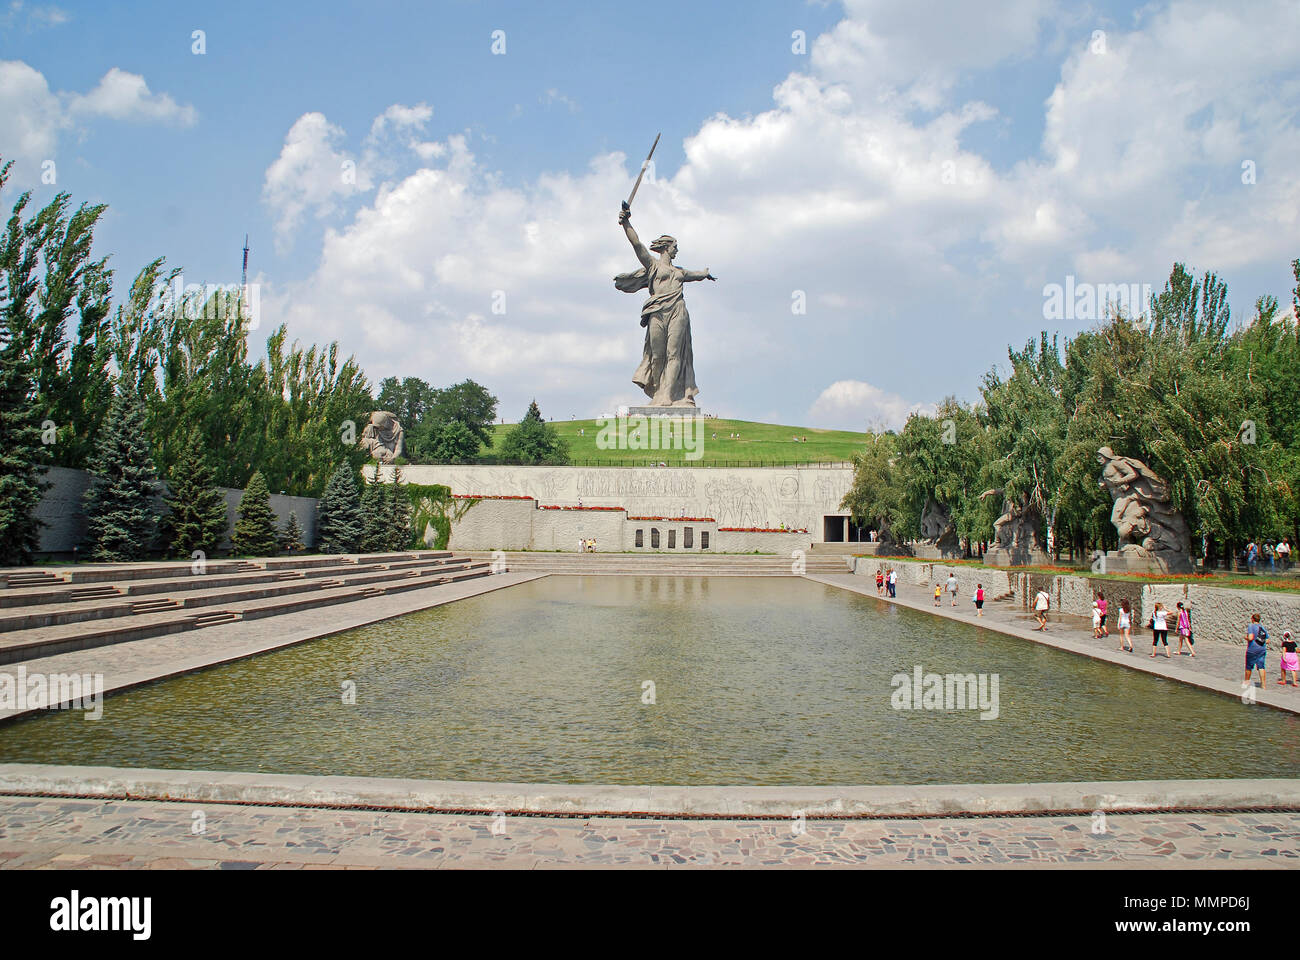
left=241, top=234, right=249, bottom=288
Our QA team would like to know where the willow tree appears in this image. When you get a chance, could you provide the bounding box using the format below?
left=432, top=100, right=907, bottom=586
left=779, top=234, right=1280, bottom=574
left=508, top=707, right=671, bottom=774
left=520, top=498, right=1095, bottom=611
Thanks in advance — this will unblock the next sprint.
left=839, top=431, right=904, bottom=542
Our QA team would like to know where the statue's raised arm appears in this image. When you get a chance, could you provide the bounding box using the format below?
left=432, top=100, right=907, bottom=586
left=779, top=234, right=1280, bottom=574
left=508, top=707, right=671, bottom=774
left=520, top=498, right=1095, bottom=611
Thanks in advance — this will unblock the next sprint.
left=618, top=208, right=654, bottom=269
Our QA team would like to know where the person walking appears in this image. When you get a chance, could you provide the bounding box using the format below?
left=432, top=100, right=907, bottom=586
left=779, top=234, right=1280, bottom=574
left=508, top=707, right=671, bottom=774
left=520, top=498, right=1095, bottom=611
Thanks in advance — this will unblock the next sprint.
left=1118, top=598, right=1134, bottom=652
left=1091, top=599, right=1103, bottom=639
left=875, top=568, right=884, bottom=595
left=1245, top=613, right=1268, bottom=689
left=888, top=568, right=897, bottom=598
left=1096, top=592, right=1108, bottom=637
left=946, top=572, right=959, bottom=607
left=1149, top=602, right=1171, bottom=658
left=1176, top=601, right=1195, bottom=658
left=933, top=583, right=943, bottom=606
left=1280, top=630, right=1298, bottom=686
left=1033, top=588, right=1050, bottom=631
left=974, top=582, right=984, bottom=618
left=1247, top=540, right=1259, bottom=575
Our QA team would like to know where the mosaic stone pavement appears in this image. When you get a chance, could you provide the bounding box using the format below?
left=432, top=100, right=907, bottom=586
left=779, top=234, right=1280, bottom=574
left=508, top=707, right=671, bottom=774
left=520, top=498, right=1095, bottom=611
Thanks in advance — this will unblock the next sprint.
left=0, top=797, right=1297, bottom=868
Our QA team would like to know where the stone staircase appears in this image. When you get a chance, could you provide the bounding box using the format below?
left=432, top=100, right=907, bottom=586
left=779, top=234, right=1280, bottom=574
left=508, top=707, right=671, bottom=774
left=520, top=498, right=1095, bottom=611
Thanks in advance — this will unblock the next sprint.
left=0, top=551, right=494, bottom=665
left=461, top=551, right=851, bottom=576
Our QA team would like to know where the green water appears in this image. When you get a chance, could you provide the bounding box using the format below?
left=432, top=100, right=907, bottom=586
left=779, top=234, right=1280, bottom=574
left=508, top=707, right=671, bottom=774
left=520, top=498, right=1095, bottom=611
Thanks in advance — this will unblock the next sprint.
left=2, top=576, right=1297, bottom=785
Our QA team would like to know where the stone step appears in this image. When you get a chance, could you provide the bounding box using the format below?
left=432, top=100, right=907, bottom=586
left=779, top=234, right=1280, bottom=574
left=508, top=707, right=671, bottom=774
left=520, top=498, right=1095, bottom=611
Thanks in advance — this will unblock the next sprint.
left=0, top=556, right=493, bottom=665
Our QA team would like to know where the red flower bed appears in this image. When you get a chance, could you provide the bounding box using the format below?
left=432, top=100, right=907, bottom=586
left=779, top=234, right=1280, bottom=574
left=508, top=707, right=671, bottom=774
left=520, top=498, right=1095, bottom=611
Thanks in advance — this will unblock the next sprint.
left=452, top=494, right=534, bottom=500
left=719, top=527, right=809, bottom=533
left=538, top=504, right=625, bottom=512
left=627, top=516, right=716, bottom=522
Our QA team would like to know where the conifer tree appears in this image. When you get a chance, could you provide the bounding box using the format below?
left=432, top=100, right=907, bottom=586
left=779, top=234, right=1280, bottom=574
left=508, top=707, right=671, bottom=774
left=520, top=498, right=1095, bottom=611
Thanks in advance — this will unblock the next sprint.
left=280, top=511, right=304, bottom=553
left=358, top=479, right=387, bottom=553
left=386, top=466, right=412, bottom=550
left=316, top=464, right=362, bottom=554
left=82, top=391, right=161, bottom=561
left=232, top=470, right=279, bottom=557
left=160, top=429, right=230, bottom=558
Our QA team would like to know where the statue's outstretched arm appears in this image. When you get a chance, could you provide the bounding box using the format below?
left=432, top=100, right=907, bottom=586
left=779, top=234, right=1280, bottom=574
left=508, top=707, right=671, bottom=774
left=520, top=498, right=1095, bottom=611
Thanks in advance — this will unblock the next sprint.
left=680, top=267, right=716, bottom=282
left=618, top=209, right=654, bottom=268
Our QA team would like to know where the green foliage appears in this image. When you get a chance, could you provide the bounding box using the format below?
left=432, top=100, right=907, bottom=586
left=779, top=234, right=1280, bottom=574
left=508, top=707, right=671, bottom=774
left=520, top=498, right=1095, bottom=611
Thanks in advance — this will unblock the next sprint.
left=232, top=471, right=279, bottom=557
left=894, top=398, right=989, bottom=542
left=839, top=432, right=903, bottom=536
left=384, top=467, right=413, bottom=551
left=316, top=464, right=362, bottom=554
left=0, top=161, right=48, bottom=564
left=280, top=511, right=305, bottom=553
left=160, top=428, right=230, bottom=558
left=82, top=391, right=161, bottom=561
left=498, top=400, right=570, bottom=465
left=404, top=482, right=452, bottom=549
left=380, top=376, right=497, bottom=463
left=358, top=479, right=387, bottom=553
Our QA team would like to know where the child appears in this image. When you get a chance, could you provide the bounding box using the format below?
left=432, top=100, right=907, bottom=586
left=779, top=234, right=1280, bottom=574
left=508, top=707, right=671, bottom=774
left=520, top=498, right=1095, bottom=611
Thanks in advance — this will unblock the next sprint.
left=1092, top=600, right=1102, bottom=639
left=933, top=583, right=943, bottom=606
left=1096, top=592, right=1108, bottom=636
left=1118, top=598, right=1133, bottom=652
left=876, top=569, right=884, bottom=595
left=974, top=583, right=984, bottom=618
left=1280, top=630, right=1298, bottom=686
left=1176, top=601, right=1195, bottom=658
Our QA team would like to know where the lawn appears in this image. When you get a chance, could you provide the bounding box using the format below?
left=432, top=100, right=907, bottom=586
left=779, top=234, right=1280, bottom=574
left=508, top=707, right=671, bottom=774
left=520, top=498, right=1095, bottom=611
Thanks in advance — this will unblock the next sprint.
left=485, top=417, right=866, bottom=466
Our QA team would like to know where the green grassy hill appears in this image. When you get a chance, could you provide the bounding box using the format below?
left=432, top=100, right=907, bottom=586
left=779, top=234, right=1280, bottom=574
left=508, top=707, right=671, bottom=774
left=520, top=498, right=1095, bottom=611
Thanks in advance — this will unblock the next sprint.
left=485, top=417, right=866, bottom=466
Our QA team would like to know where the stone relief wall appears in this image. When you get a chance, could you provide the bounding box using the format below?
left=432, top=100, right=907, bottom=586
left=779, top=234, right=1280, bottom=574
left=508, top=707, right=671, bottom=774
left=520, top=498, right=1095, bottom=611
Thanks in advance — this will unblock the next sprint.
left=390, top=464, right=853, bottom=535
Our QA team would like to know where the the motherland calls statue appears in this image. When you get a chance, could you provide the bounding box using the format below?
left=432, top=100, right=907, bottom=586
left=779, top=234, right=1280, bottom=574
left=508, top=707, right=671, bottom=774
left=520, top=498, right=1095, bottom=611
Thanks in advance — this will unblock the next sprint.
left=359, top=411, right=405, bottom=463
left=615, top=208, right=714, bottom=407
left=1094, top=446, right=1192, bottom=573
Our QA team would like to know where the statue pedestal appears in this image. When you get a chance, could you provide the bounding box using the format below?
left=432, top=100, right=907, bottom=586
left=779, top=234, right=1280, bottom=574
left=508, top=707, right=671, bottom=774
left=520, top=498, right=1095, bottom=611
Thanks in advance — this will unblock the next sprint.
left=620, top=405, right=706, bottom=418
left=983, top=545, right=1052, bottom=568
left=1091, top=550, right=1192, bottom=576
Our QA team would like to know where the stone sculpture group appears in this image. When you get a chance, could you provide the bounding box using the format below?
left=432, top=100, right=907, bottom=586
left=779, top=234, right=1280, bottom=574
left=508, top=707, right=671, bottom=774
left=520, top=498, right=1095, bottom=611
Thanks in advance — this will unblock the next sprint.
left=359, top=411, right=405, bottom=463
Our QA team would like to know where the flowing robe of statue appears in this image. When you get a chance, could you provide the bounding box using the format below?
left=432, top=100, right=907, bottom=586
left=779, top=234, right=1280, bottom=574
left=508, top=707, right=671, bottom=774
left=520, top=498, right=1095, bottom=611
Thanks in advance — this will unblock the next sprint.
left=614, top=212, right=711, bottom=406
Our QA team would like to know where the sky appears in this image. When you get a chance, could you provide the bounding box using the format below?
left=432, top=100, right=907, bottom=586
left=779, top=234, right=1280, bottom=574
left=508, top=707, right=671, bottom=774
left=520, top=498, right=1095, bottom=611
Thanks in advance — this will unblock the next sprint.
left=2, top=0, right=1297, bottom=430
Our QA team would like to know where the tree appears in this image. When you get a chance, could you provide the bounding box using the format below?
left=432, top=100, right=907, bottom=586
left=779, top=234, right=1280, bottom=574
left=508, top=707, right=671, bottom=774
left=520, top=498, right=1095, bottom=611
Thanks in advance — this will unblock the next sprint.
left=430, top=379, right=498, bottom=450
left=840, top=432, right=904, bottom=540
left=358, top=479, right=387, bottom=553
left=160, top=429, right=230, bottom=558
left=232, top=470, right=279, bottom=557
left=316, top=464, right=362, bottom=554
left=385, top=467, right=412, bottom=550
left=0, top=161, right=49, bottom=565
left=82, top=391, right=161, bottom=561
left=280, top=511, right=305, bottom=553
left=420, top=419, right=480, bottom=463
left=497, top=400, right=570, bottom=465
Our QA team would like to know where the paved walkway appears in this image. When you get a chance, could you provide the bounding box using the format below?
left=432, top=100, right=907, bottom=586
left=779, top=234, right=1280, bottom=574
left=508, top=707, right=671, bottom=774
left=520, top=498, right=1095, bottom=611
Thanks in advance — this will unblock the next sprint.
left=0, top=796, right=1296, bottom=868
left=0, top=572, right=546, bottom=721
left=806, top=574, right=1300, bottom=714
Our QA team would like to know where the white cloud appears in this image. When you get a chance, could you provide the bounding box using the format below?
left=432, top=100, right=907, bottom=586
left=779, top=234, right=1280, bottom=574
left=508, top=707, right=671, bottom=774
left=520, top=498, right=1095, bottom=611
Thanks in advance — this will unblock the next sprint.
left=0, top=60, right=194, bottom=188
left=0, top=59, right=64, bottom=174
left=809, top=380, right=933, bottom=431
left=262, top=112, right=373, bottom=251
left=68, top=67, right=196, bottom=126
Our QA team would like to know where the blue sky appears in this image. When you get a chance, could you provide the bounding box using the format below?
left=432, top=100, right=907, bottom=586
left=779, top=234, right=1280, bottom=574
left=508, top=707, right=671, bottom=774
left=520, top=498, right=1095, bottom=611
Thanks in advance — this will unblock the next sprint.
left=3, top=0, right=1298, bottom=429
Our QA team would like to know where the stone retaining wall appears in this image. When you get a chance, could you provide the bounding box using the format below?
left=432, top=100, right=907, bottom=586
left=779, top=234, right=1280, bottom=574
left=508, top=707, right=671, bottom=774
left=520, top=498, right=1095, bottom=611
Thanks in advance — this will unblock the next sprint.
left=851, top=558, right=1300, bottom=646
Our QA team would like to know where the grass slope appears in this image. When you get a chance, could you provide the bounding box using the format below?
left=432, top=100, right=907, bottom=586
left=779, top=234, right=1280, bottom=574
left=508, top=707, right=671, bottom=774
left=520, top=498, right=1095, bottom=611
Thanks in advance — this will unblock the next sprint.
left=486, top=417, right=865, bottom=465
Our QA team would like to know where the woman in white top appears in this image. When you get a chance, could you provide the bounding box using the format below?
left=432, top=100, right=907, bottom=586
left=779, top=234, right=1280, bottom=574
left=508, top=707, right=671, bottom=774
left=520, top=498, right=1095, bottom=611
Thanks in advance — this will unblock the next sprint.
left=1150, top=602, right=1171, bottom=658
left=1118, top=598, right=1134, bottom=652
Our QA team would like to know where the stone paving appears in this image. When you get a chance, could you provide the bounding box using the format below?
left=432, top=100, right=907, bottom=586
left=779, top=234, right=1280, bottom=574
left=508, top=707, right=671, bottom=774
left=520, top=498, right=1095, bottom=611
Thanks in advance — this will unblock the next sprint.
left=806, top=573, right=1300, bottom=714
left=0, top=796, right=1296, bottom=868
